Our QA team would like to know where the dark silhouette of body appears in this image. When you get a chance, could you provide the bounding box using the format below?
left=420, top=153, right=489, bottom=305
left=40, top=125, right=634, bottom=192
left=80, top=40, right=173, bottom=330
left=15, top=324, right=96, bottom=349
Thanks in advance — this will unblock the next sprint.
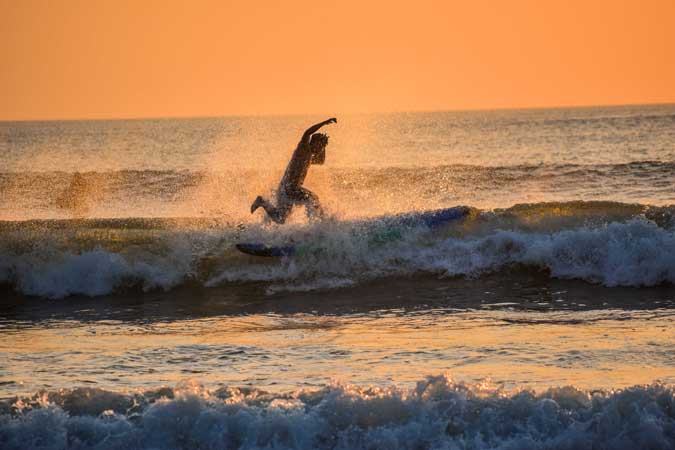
left=251, top=118, right=336, bottom=224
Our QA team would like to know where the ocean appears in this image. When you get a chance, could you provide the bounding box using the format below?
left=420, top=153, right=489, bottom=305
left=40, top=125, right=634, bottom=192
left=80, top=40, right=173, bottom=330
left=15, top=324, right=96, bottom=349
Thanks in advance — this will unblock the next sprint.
left=1, top=104, right=674, bottom=449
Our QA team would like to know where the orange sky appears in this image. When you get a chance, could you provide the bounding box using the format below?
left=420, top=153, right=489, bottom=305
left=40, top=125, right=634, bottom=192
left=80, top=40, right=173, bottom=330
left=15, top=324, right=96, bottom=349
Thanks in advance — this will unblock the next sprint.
left=2, top=0, right=674, bottom=120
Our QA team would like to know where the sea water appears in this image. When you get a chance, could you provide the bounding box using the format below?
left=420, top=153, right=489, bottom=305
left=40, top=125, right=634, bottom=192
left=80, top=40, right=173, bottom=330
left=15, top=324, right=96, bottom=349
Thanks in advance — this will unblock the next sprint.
left=0, top=105, right=674, bottom=449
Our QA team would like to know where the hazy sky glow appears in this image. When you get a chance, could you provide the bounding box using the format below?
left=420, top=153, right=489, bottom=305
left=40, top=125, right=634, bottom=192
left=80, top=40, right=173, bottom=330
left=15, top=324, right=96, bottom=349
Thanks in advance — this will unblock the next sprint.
left=2, top=0, right=674, bottom=120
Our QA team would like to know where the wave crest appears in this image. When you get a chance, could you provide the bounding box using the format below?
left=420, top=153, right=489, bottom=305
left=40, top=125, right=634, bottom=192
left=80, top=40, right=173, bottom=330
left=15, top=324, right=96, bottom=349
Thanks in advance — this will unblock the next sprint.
left=1, top=202, right=674, bottom=298
left=211, top=217, right=675, bottom=292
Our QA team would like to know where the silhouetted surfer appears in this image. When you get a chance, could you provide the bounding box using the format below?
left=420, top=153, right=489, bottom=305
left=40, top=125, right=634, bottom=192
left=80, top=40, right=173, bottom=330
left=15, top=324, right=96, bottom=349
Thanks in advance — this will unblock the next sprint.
left=250, top=118, right=336, bottom=224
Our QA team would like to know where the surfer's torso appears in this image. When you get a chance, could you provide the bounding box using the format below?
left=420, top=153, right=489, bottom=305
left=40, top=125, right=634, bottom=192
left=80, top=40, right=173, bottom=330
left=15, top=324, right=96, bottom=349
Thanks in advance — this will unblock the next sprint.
left=280, top=140, right=313, bottom=191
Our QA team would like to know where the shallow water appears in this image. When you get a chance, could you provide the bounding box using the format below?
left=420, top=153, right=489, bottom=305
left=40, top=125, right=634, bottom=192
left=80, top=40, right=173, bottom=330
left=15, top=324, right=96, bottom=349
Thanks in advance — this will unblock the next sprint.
left=2, top=275, right=674, bottom=397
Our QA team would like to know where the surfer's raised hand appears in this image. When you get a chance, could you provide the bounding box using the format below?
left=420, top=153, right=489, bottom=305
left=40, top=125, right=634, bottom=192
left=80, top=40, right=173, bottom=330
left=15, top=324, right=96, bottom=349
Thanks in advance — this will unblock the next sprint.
left=319, top=118, right=337, bottom=127
left=302, top=118, right=337, bottom=140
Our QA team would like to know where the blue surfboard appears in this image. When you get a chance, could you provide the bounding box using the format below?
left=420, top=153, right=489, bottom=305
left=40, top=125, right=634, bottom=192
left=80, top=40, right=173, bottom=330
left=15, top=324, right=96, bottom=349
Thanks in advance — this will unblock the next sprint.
left=236, top=243, right=296, bottom=257
left=236, top=206, right=470, bottom=257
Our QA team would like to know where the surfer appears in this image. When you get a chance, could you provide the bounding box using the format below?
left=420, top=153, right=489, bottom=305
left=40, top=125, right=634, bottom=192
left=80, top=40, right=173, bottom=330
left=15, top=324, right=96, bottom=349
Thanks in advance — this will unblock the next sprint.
left=250, top=118, right=337, bottom=224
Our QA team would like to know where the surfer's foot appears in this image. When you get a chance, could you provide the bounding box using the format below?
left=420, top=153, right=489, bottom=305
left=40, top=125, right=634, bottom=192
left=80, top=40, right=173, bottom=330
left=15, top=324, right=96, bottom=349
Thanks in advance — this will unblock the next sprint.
left=250, top=196, right=264, bottom=213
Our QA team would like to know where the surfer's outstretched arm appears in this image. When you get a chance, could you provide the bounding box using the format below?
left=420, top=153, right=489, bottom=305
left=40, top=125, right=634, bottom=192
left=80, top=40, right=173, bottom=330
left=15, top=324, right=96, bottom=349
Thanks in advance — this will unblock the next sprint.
left=301, top=118, right=337, bottom=142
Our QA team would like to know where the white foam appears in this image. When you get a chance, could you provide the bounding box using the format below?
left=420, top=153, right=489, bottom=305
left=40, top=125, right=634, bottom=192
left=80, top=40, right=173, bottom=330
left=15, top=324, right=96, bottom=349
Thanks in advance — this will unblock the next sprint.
left=210, top=218, right=675, bottom=292
left=2, top=217, right=674, bottom=298
left=1, top=375, right=673, bottom=450
left=433, top=219, right=675, bottom=287
left=1, top=246, right=190, bottom=299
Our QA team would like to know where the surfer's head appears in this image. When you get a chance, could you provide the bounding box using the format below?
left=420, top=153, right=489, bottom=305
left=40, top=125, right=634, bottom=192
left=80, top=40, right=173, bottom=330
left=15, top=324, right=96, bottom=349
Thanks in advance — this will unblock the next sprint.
left=309, top=133, right=328, bottom=165
left=310, top=133, right=329, bottom=150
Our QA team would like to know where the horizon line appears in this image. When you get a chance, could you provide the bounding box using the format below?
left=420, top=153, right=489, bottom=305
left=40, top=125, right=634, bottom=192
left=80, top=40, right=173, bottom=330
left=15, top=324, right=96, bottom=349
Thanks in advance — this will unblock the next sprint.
left=2, top=101, right=674, bottom=123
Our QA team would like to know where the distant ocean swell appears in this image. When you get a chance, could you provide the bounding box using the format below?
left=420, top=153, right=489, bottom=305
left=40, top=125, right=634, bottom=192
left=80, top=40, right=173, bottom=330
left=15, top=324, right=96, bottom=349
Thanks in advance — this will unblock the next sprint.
left=1, top=160, right=674, bottom=220
left=0, top=202, right=674, bottom=298
left=1, top=375, right=673, bottom=450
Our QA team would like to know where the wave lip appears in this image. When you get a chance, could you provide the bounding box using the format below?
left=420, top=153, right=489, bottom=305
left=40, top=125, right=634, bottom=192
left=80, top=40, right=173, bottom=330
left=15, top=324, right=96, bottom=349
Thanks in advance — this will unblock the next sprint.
left=1, top=375, right=673, bottom=450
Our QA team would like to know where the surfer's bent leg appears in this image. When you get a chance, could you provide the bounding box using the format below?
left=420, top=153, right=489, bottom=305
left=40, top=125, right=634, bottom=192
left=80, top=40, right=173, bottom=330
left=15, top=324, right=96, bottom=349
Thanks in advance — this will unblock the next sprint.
left=250, top=195, right=290, bottom=224
left=294, top=188, right=324, bottom=220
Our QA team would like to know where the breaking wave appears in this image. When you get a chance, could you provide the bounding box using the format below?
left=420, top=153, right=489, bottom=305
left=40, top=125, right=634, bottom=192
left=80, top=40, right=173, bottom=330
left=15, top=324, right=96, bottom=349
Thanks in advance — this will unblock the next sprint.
left=1, top=375, right=673, bottom=450
left=0, top=202, right=674, bottom=298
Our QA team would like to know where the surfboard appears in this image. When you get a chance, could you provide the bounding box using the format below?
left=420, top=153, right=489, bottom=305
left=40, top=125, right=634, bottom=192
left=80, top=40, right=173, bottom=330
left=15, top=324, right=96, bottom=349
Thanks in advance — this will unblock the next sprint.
left=236, top=206, right=470, bottom=257
left=236, top=243, right=296, bottom=257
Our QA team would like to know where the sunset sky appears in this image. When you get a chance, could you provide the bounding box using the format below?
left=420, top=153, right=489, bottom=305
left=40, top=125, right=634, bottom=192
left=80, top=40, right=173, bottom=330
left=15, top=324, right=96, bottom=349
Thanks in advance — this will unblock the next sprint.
left=2, top=0, right=674, bottom=120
